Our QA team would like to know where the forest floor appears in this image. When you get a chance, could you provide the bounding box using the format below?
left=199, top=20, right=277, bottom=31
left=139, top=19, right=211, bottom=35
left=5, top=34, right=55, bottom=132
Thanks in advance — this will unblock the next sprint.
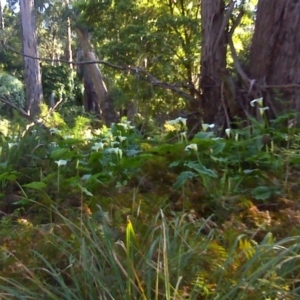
left=1, top=116, right=300, bottom=299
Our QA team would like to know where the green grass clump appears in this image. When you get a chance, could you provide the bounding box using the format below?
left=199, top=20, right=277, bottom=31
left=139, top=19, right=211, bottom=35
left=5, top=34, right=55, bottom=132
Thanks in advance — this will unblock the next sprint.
left=0, top=208, right=300, bottom=299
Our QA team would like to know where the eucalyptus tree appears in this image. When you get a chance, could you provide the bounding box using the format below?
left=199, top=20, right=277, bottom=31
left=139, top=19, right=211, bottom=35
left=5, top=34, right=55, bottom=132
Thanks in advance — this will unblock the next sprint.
left=20, top=0, right=43, bottom=117
left=249, top=0, right=300, bottom=124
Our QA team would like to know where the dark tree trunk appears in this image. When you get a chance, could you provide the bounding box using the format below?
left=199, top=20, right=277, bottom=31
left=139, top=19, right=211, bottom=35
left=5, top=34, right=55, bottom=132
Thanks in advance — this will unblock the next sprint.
left=83, top=67, right=99, bottom=114
left=200, top=0, right=228, bottom=129
left=249, top=0, right=300, bottom=122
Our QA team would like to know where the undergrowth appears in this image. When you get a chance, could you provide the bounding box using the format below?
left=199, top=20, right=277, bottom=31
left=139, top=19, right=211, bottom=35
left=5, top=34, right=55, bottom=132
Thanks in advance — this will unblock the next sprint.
left=1, top=107, right=300, bottom=299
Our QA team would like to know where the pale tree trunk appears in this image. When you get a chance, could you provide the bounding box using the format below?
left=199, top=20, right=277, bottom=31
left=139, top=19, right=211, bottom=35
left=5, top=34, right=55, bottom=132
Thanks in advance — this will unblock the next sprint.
left=76, top=27, right=117, bottom=125
left=77, top=49, right=99, bottom=114
left=65, top=0, right=73, bottom=69
left=0, top=1, right=4, bottom=32
left=249, top=0, right=300, bottom=123
left=51, top=30, right=56, bottom=65
left=20, top=0, right=43, bottom=117
left=200, top=0, right=228, bottom=129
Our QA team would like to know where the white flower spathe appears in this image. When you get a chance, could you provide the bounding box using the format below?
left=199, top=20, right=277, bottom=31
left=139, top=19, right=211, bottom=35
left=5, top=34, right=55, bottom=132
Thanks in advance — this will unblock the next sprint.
left=166, top=117, right=187, bottom=126
left=92, top=142, right=105, bottom=151
left=202, top=123, right=215, bottom=132
left=225, top=128, right=231, bottom=138
left=250, top=97, right=263, bottom=107
left=55, top=159, right=68, bottom=167
left=185, top=143, right=198, bottom=152
left=259, top=107, right=269, bottom=116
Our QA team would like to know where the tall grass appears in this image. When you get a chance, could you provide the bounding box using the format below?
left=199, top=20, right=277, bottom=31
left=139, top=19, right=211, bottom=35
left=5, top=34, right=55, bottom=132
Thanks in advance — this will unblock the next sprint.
left=0, top=207, right=300, bottom=299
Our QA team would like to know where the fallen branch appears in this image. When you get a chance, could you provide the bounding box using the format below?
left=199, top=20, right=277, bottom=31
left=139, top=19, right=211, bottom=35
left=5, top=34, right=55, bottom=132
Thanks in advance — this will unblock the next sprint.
left=0, top=97, right=33, bottom=121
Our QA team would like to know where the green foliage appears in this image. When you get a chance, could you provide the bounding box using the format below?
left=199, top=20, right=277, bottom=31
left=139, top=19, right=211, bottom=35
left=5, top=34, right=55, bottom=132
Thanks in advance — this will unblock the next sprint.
left=42, top=65, right=83, bottom=108
left=0, top=72, right=25, bottom=115
left=0, top=97, right=300, bottom=298
left=75, top=0, right=200, bottom=117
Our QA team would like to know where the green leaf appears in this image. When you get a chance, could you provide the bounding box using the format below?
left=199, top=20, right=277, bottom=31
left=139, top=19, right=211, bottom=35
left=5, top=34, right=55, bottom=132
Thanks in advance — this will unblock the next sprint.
left=79, top=186, right=93, bottom=197
left=211, top=141, right=226, bottom=155
left=23, top=181, right=47, bottom=190
left=169, top=161, right=181, bottom=167
left=0, top=172, right=17, bottom=181
left=243, top=169, right=258, bottom=174
left=251, top=186, right=272, bottom=200
left=173, top=171, right=196, bottom=189
left=185, top=162, right=218, bottom=178
left=50, top=148, right=70, bottom=159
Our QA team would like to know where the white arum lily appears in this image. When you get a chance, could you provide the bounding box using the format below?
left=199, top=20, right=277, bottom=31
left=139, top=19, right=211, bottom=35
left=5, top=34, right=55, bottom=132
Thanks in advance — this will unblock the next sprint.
left=225, top=128, right=231, bottom=138
left=259, top=107, right=269, bottom=116
left=55, top=159, right=68, bottom=167
left=250, top=97, right=263, bottom=107
left=185, top=143, right=198, bottom=152
left=92, top=142, right=104, bottom=151
left=166, top=117, right=187, bottom=126
left=202, top=123, right=215, bottom=132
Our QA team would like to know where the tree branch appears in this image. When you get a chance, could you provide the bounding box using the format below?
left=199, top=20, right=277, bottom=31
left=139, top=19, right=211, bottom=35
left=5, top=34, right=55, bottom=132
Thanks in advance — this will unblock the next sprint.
left=0, top=97, right=33, bottom=120
left=3, top=42, right=194, bottom=101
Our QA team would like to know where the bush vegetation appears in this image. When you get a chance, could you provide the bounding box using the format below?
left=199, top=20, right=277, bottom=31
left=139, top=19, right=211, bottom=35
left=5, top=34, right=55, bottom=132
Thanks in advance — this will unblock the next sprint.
left=0, top=104, right=300, bottom=299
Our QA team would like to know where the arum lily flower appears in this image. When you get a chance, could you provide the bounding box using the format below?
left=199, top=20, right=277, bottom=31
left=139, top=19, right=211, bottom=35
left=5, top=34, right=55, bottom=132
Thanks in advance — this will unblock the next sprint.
left=202, top=123, right=215, bottom=132
left=117, top=136, right=127, bottom=142
left=55, top=159, right=68, bottom=167
left=8, top=142, right=18, bottom=149
left=185, top=143, right=198, bottom=152
left=92, top=142, right=104, bottom=151
left=166, top=117, right=187, bottom=126
left=259, top=107, right=269, bottom=116
left=82, top=174, right=91, bottom=181
left=225, top=128, right=231, bottom=138
left=105, top=147, right=123, bottom=159
left=250, top=97, right=263, bottom=107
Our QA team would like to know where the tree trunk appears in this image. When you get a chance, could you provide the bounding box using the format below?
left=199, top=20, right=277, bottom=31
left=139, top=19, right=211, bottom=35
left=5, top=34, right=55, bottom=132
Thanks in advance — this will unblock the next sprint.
left=83, top=65, right=100, bottom=114
left=249, top=0, right=300, bottom=123
left=76, top=27, right=118, bottom=126
left=200, top=0, right=228, bottom=129
left=65, top=0, right=73, bottom=69
left=20, top=0, right=43, bottom=117
left=0, top=0, right=4, bottom=32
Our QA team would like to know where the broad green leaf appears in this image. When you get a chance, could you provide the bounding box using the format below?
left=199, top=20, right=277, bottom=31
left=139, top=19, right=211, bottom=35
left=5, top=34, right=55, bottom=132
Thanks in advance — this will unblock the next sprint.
left=0, top=172, right=17, bottom=181
left=51, top=148, right=70, bottom=159
left=169, top=161, right=181, bottom=167
left=185, top=162, right=218, bottom=178
left=173, top=171, right=196, bottom=189
left=23, top=181, right=47, bottom=190
left=211, top=141, right=226, bottom=155
left=251, top=186, right=272, bottom=200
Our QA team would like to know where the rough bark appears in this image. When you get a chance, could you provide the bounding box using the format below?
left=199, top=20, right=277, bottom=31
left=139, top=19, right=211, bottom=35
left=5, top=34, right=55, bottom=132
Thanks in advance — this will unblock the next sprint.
left=200, top=0, right=228, bottom=128
left=249, top=0, right=300, bottom=122
left=83, top=66, right=99, bottom=114
left=76, top=27, right=118, bottom=126
left=20, top=0, right=43, bottom=117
